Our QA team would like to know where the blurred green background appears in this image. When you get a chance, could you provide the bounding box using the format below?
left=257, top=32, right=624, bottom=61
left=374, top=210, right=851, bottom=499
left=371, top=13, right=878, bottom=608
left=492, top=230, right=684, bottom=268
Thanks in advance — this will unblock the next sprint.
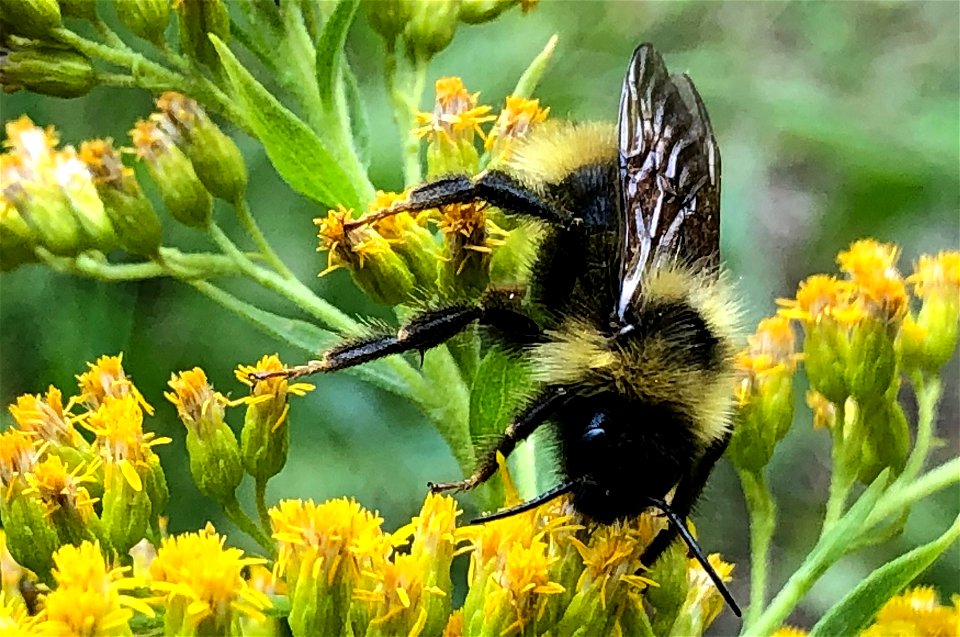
left=1, top=1, right=957, bottom=632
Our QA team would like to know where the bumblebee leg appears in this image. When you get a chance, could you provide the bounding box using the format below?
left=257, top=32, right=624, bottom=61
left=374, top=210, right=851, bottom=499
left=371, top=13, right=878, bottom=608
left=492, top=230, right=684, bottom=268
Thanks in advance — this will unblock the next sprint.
left=471, top=481, right=575, bottom=523
left=356, top=171, right=571, bottom=228
left=639, top=429, right=732, bottom=566
left=428, top=385, right=571, bottom=493
left=251, top=287, right=541, bottom=381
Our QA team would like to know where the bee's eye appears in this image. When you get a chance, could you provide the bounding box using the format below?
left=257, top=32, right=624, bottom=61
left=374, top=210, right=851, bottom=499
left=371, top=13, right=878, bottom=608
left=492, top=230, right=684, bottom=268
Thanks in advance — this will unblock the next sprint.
left=582, top=413, right=608, bottom=445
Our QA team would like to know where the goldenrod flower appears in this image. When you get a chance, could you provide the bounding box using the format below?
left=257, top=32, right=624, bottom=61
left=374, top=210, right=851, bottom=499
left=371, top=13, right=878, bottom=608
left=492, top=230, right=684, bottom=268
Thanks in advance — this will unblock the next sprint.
left=270, top=497, right=391, bottom=636
left=486, top=96, right=550, bottom=158
left=23, top=455, right=100, bottom=544
left=153, top=92, right=248, bottom=201
left=861, top=586, right=960, bottom=637
left=130, top=117, right=212, bottom=227
left=0, top=428, right=40, bottom=492
left=1, top=115, right=113, bottom=255
left=437, top=200, right=507, bottom=297
left=416, top=77, right=495, bottom=176
left=76, top=353, right=153, bottom=415
left=9, top=386, right=82, bottom=448
left=669, top=554, right=735, bottom=636
left=115, top=0, right=170, bottom=45
left=806, top=389, right=837, bottom=430
left=78, top=139, right=162, bottom=256
left=730, top=315, right=798, bottom=473
left=235, top=355, right=314, bottom=485
left=901, top=251, right=960, bottom=375
left=39, top=540, right=152, bottom=636
left=367, top=190, right=440, bottom=292
left=315, top=205, right=416, bottom=305
left=150, top=523, right=270, bottom=636
left=83, top=395, right=169, bottom=553
left=166, top=368, right=243, bottom=505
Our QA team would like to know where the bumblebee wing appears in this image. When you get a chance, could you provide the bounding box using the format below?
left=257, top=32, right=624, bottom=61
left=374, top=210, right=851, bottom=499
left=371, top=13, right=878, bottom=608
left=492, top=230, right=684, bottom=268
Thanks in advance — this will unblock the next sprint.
left=616, top=44, right=721, bottom=320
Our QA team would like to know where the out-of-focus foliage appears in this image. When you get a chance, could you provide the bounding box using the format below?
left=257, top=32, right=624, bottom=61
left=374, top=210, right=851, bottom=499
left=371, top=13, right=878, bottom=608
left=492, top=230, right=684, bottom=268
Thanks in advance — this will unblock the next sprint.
left=1, top=2, right=957, bottom=634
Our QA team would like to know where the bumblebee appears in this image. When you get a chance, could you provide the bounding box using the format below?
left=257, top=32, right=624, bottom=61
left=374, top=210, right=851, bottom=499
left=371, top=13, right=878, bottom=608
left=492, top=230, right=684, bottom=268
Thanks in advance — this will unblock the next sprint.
left=258, top=44, right=741, bottom=615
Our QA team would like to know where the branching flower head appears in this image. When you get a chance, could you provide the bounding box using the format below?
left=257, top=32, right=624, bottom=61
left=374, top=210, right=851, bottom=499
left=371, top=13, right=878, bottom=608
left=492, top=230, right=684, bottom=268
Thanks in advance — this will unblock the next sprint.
left=76, top=354, right=153, bottom=415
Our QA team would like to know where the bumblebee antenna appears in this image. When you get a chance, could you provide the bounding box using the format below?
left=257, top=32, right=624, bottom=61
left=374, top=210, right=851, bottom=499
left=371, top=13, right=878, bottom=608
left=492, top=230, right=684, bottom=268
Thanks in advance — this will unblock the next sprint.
left=645, top=496, right=742, bottom=617
left=470, top=481, right=575, bottom=524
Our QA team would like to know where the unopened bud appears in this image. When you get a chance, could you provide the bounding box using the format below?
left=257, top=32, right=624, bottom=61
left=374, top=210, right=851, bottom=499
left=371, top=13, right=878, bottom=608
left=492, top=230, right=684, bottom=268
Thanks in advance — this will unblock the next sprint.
left=1, top=44, right=97, bottom=99
left=459, top=0, right=518, bottom=24
left=2, top=0, right=61, bottom=39
left=176, top=0, right=230, bottom=70
left=116, top=0, right=170, bottom=45
left=404, top=0, right=460, bottom=63
left=366, top=0, right=412, bottom=42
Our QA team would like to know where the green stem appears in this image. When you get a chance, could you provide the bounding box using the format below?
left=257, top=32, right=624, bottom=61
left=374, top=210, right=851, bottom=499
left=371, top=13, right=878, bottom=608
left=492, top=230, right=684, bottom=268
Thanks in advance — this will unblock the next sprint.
left=899, top=375, right=942, bottom=483
left=223, top=497, right=275, bottom=555
left=822, top=400, right=853, bottom=533
left=232, top=197, right=297, bottom=280
left=255, top=476, right=272, bottom=534
left=35, top=248, right=240, bottom=281
left=96, top=72, right=138, bottom=88
left=738, top=469, right=777, bottom=628
left=94, top=18, right=133, bottom=53
left=385, top=46, right=426, bottom=186
left=866, top=457, right=960, bottom=529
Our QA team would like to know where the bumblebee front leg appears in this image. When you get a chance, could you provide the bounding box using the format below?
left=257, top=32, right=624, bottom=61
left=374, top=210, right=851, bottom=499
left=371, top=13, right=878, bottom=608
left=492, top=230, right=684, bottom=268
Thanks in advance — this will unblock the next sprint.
left=352, top=171, right=572, bottom=229
left=251, top=287, right=541, bottom=382
left=428, top=385, right=571, bottom=493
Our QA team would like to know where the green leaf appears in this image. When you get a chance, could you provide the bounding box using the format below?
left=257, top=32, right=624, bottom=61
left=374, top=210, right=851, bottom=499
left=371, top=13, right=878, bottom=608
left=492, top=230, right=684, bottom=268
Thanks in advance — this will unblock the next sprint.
left=343, top=60, right=371, bottom=168
left=316, top=0, right=358, bottom=109
left=512, top=34, right=559, bottom=99
left=210, top=35, right=361, bottom=210
left=810, top=513, right=960, bottom=637
left=468, top=347, right=531, bottom=445
left=190, top=281, right=409, bottom=396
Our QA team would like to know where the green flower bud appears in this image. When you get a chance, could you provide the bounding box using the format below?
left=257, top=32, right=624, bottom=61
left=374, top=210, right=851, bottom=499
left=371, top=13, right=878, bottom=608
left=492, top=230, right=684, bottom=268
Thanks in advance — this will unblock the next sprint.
left=856, top=395, right=909, bottom=485
left=645, top=541, right=689, bottom=636
left=80, top=139, right=163, bottom=256
left=901, top=297, right=959, bottom=376
left=366, top=0, right=412, bottom=42
left=11, top=179, right=83, bottom=255
left=367, top=192, right=440, bottom=294
left=0, top=205, right=39, bottom=270
left=1, top=44, right=98, bottom=99
left=58, top=0, right=97, bottom=20
left=116, top=0, right=170, bottom=45
left=0, top=491, right=60, bottom=582
left=100, top=462, right=151, bottom=555
left=155, top=92, right=247, bottom=201
left=131, top=118, right=212, bottom=228
left=802, top=321, right=850, bottom=405
left=459, top=0, right=517, bottom=24
left=846, top=317, right=898, bottom=404
left=1, top=0, right=61, bottom=39
left=143, top=452, right=169, bottom=541
left=176, top=0, right=230, bottom=70
left=166, top=369, right=243, bottom=505
left=404, top=0, right=460, bottom=62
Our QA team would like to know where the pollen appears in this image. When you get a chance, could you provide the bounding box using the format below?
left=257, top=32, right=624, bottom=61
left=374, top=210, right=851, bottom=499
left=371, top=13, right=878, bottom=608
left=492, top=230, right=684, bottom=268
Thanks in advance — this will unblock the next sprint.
left=79, top=138, right=132, bottom=186
left=129, top=118, right=173, bottom=160
left=165, top=367, right=227, bottom=430
left=82, top=395, right=170, bottom=491
left=315, top=205, right=392, bottom=272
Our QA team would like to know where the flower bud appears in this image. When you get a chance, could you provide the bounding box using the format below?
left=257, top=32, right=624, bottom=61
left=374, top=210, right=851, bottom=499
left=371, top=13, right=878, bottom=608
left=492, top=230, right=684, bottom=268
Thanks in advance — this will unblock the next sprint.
left=1, top=44, right=98, bottom=99
left=368, top=191, right=440, bottom=293
left=58, top=0, right=97, bottom=20
left=845, top=316, right=897, bottom=403
left=0, top=203, right=38, bottom=270
left=116, top=0, right=170, bottom=45
left=166, top=369, right=243, bottom=505
left=415, top=77, right=493, bottom=177
left=485, top=96, right=549, bottom=161
left=366, top=0, right=412, bottom=42
left=644, top=541, right=689, bottom=635
left=459, top=0, right=518, bottom=24
left=901, top=251, right=960, bottom=375
left=130, top=119, right=213, bottom=228
left=154, top=92, right=247, bottom=201
left=2, top=0, right=61, bottom=39
left=79, top=139, right=163, bottom=256
left=0, top=491, right=60, bottom=582
left=23, top=455, right=102, bottom=549
left=175, top=0, right=230, bottom=70
left=404, top=0, right=460, bottom=63
left=856, top=395, right=909, bottom=485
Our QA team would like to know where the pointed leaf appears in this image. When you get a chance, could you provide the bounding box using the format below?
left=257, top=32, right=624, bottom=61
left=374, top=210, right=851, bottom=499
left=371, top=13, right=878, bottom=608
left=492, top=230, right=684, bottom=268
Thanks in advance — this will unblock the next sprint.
left=810, top=514, right=960, bottom=637
left=210, top=35, right=361, bottom=210
left=316, top=0, right=359, bottom=108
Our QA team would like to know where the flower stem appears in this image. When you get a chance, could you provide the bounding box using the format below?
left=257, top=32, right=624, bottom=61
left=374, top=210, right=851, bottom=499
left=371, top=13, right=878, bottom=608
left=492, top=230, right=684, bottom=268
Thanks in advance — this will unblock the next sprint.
left=899, top=375, right=942, bottom=483
left=223, top=497, right=275, bottom=555
left=255, top=476, right=272, bottom=535
left=866, top=457, right=960, bottom=529
left=822, top=400, right=853, bottom=533
left=385, top=46, right=427, bottom=186
left=738, top=468, right=777, bottom=628
left=232, top=197, right=297, bottom=280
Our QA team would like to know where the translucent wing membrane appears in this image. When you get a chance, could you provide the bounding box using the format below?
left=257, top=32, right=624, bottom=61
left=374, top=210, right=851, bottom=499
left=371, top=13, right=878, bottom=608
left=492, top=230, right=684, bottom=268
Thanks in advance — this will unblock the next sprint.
left=616, top=44, right=721, bottom=320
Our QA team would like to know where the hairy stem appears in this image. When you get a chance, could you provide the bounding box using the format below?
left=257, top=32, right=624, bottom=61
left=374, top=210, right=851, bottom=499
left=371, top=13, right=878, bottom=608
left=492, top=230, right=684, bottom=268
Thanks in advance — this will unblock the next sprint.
left=385, top=46, right=427, bottom=186
left=738, top=469, right=777, bottom=628
left=899, top=375, right=942, bottom=483
left=822, top=400, right=852, bottom=533
left=232, top=197, right=297, bottom=280
left=255, top=476, right=272, bottom=535
left=223, top=497, right=275, bottom=555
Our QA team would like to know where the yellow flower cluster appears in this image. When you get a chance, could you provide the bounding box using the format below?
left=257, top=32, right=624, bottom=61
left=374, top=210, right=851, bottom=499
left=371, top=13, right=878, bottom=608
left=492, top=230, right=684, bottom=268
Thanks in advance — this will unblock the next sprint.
left=731, top=240, right=959, bottom=480
left=314, top=79, right=549, bottom=305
